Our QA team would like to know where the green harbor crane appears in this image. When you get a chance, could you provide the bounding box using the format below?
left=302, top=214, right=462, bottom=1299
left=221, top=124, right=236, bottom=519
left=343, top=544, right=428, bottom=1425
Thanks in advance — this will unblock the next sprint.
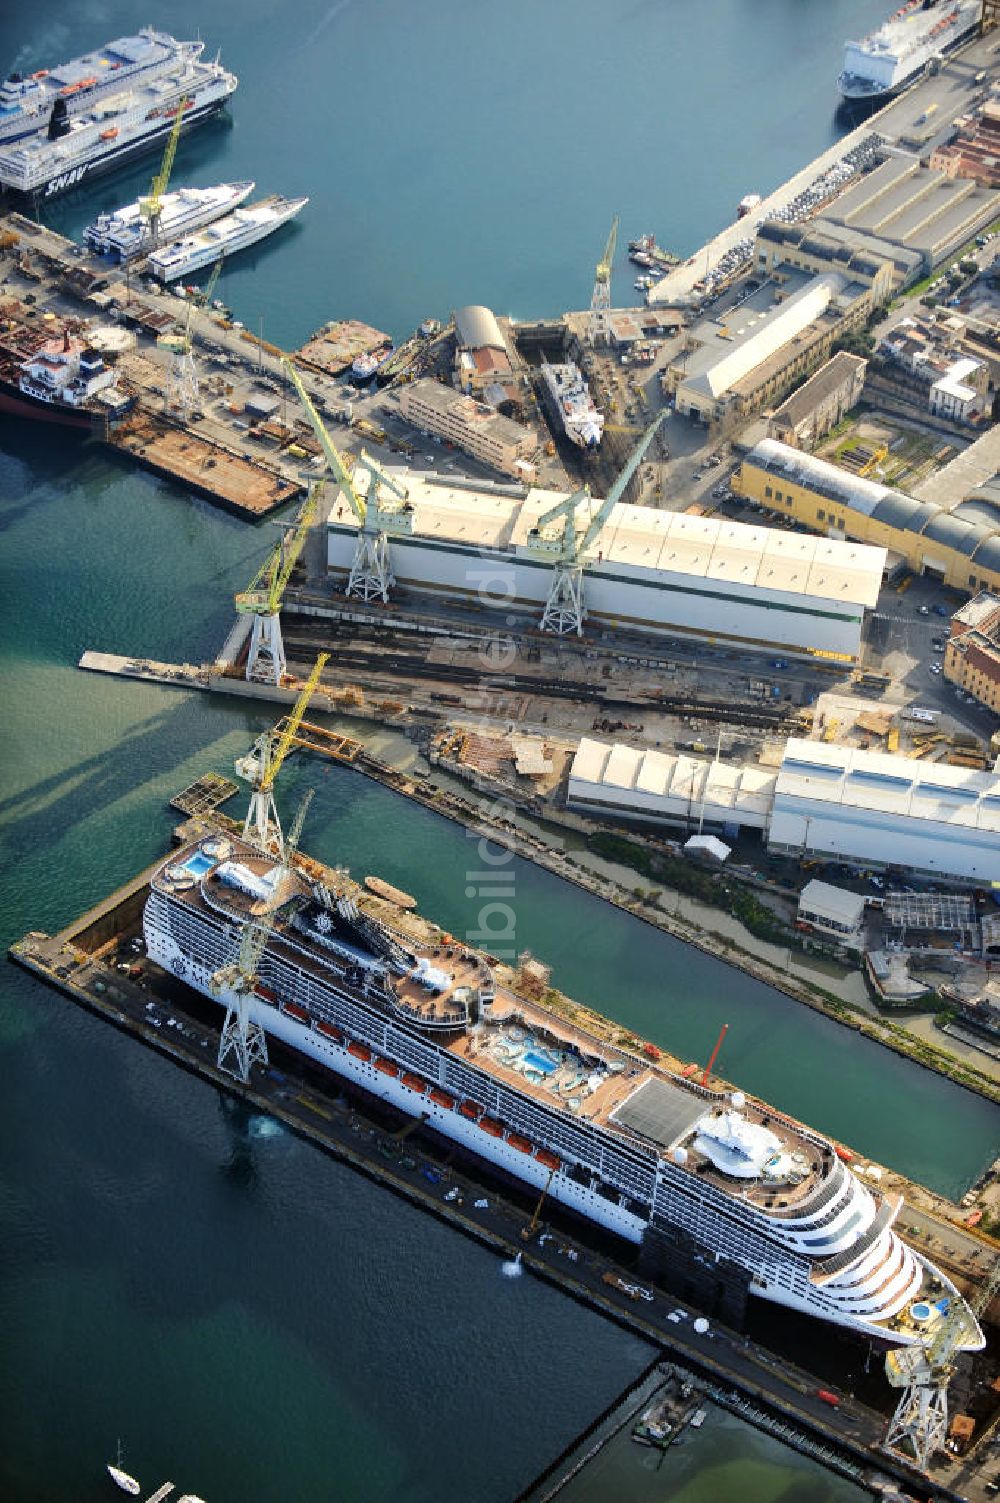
left=525, top=411, right=666, bottom=635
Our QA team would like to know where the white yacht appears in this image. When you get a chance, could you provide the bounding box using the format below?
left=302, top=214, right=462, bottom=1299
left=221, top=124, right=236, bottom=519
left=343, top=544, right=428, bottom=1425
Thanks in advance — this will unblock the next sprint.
left=84, top=181, right=255, bottom=261
left=147, top=194, right=309, bottom=282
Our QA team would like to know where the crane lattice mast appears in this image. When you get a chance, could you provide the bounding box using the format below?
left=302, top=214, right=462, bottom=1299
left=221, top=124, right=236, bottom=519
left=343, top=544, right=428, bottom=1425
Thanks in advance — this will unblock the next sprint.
left=526, top=412, right=665, bottom=636
left=138, top=94, right=188, bottom=245
left=588, top=215, right=618, bottom=346
left=164, top=256, right=224, bottom=419
left=239, top=653, right=328, bottom=855
left=236, top=487, right=319, bottom=684
left=883, top=1255, right=997, bottom=1471
left=212, top=786, right=315, bottom=1082
left=281, top=357, right=413, bottom=601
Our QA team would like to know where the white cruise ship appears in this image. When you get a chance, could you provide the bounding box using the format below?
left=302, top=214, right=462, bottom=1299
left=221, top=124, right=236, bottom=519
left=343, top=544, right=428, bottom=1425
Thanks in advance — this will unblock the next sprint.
left=838, top=0, right=980, bottom=102
left=147, top=194, right=308, bottom=281
left=539, top=361, right=604, bottom=449
left=0, top=54, right=237, bottom=200
left=143, top=827, right=985, bottom=1355
left=84, top=181, right=255, bottom=261
left=0, top=28, right=204, bottom=145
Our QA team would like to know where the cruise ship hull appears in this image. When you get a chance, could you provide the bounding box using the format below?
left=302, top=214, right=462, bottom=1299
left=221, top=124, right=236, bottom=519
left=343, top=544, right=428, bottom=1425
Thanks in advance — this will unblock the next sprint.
left=84, top=181, right=255, bottom=261
left=6, top=96, right=229, bottom=202
left=144, top=905, right=978, bottom=1350
left=148, top=196, right=308, bottom=281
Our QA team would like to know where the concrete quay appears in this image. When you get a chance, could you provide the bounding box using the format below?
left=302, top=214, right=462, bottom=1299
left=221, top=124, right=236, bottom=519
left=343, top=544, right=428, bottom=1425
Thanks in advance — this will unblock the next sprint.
left=7, top=854, right=985, bottom=1503
left=75, top=646, right=1000, bottom=1116
left=647, top=28, right=1000, bottom=306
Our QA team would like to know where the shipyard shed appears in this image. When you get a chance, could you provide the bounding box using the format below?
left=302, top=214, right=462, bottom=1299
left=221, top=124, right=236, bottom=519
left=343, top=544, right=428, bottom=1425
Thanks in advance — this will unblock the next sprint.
left=769, top=738, right=1000, bottom=883
left=736, top=439, right=1000, bottom=596
left=326, top=472, right=886, bottom=659
left=567, top=738, right=776, bottom=833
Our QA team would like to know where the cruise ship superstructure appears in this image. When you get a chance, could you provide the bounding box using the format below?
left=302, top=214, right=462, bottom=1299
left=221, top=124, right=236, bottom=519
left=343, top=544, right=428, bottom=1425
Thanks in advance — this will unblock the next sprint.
left=146, top=194, right=308, bottom=281
left=539, top=361, right=604, bottom=449
left=838, top=0, right=980, bottom=102
left=0, top=49, right=237, bottom=199
left=0, top=28, right=203, bottom=145
left=144, top=830, right=985, bottom=1354
left=84, top=181, right=255, bottom=261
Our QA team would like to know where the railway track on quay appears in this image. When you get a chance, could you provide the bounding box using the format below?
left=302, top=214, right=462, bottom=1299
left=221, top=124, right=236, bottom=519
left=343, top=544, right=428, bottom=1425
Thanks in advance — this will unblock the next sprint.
left=281, top=626, right=797, bottom=733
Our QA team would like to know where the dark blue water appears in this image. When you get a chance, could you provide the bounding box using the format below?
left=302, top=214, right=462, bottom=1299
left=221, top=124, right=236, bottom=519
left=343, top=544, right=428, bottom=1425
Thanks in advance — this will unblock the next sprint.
left=0, top=3, right=987, bottom=1501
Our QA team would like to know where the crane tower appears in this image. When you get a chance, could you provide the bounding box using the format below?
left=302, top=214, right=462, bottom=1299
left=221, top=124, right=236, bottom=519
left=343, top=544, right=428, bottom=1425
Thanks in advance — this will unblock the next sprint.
left=281, top=358, right=414, bottom=602
left=237, top=653, right=328, bottom=856
left=212, top=786, right=315, bottom=1082
left=883, top=1257, right=996, bottom=1471
left=139, top=94, right=188, bottom=244
left=236, top=487, right=319, bottom=684
left=589, top=215, right=618, bottom=345
left=525, top=412, right=665, bottom=635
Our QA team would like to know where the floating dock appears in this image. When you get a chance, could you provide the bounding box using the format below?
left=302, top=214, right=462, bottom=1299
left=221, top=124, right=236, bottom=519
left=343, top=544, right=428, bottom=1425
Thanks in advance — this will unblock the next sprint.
left=105, top=413, right=300, bottom=519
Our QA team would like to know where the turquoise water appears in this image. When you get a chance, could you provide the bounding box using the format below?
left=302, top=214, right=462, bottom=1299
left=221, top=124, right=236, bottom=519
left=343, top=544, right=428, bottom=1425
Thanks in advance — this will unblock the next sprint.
left=0, top=3, right=992, bottom=1501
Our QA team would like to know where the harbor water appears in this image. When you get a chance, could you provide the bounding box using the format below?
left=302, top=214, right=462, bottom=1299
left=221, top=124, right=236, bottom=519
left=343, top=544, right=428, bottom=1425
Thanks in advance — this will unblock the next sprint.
left=0, top=2, right=994, bottom=1500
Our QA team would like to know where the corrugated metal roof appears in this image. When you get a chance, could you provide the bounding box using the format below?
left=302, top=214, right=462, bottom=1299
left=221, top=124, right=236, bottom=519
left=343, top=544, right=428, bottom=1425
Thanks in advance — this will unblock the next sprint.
left=453, top=304, right=505, bottom=352
left=919, top=513, right=983, bottom=554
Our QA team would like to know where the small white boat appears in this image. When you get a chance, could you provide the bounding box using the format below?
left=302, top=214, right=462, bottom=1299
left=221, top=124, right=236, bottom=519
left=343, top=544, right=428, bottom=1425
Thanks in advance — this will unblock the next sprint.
left=107, top=1440, right=140, bottom=1495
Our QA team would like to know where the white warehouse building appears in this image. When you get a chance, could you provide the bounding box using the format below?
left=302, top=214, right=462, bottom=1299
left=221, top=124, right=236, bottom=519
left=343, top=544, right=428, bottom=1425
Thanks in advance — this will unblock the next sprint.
left=568, top=739, right=776, bottom=833
left=568, top=734, right=1000, bottom=885
left=768, top=738, right=1000, bottom=883
left=326, top=471, right=886, bottom=659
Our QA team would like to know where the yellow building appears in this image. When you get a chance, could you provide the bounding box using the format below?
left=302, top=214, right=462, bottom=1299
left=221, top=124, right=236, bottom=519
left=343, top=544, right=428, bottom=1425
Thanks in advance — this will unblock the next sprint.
left=734, top=439, right=1000, bottom=596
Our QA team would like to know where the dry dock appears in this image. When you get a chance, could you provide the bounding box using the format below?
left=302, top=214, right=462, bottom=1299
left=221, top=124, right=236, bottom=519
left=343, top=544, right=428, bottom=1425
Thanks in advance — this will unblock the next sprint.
left=6, top=818, right=986, bottom=1503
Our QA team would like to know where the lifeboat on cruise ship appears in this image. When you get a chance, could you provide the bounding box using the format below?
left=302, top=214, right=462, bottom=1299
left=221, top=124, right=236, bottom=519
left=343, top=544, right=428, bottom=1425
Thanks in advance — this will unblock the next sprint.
left=282, top=1001, right=310, bottom=1024
left=347, top=1041, right=372, bottom=1063
left=834, top=1145, right=856, bottom=1163
left=535, top=1148, right=561, bottom=1171
left=374, top=1057, right=399, bottom=1077
left=458, top=1100, right=482, bottom=1121
left=506, top=1133, right=533, bottom=1154
left=316, top=1020, right=343, bottom=1043
left=401, top=1072, right=427, bottom=1092
left=429, top=1088, right=455, bottom=1109
left=253, top=983, right=276, bottom=1003
left=479, top=1116, right=504, bottom=1137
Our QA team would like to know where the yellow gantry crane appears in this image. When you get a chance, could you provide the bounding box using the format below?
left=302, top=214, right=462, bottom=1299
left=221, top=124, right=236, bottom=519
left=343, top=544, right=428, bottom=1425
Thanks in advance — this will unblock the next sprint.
left=238, top=652, right=329, bottom=856
left=139, top=94, right=189, bottom=244
left=212, top=785, right=315, bottom=1082
left=589, top=214, right=619, bottom=345
left=236, top=486, right=319, bottom=684
left=280, top=356, right=414, bottom=601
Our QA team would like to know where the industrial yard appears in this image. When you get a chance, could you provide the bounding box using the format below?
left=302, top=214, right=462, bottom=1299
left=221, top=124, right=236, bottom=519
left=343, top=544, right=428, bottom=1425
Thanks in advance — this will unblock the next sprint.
left=8, top=9, right=1000, bottom=1503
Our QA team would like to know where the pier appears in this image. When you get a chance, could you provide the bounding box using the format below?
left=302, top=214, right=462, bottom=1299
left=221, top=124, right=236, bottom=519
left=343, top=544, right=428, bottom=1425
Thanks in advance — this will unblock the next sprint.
left=7, top=817, right=988, bottom=1503
left=647, top=25, right=1000, bottom=306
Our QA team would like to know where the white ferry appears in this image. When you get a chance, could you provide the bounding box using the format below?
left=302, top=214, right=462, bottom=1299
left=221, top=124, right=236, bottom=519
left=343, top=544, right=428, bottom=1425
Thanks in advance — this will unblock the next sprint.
left=0, top=28, right=203, bottom=145
left=143, top=829, right=985, bottom=1355
left=0, top=54, right=237, bottom=199
left=838, top=0, right=980, bottom=102
left=539, top=361, right=605, bottom=449
left=84, top=181, right=255, bottom=261
left=146, top=194, right=309, bottom=282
